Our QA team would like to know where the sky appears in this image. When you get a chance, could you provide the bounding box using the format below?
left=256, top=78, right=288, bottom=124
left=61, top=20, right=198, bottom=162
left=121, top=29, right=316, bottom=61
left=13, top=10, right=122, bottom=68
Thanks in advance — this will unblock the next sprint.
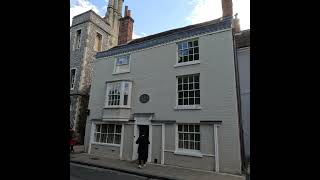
left=70, top=0, right=250, bottom=39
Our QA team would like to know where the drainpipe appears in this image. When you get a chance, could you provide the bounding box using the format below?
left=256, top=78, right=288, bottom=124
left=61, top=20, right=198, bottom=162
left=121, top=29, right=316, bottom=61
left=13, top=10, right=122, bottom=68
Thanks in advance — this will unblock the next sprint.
left=231, top=17, right=247, bottom=174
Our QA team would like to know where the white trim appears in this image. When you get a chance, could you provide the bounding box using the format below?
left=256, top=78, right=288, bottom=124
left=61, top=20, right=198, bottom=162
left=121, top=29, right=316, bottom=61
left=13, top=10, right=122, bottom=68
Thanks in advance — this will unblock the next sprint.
left=148, top=124, right=153, bottom=163
left=214, top=124, right=220, bottom=172
left=164, top=149, right=214, bottom=157
left=70, top=68, right=77, bottom=90
left=174, top=60, right=200, bottom=68
left=161, top=124, right=165, bottom=165
left=174, top=105, right=202, bottom=110
left=237, top=47, right=250, bottom=53
left=132, top=124, right=138, bottom=160
left=175, top=124, right=178, bottom=150
left=119, top=124, right=124, bottom=159
left=95, top=28, right=232, bottom=61
left=174, top=150, right=203, bottom=157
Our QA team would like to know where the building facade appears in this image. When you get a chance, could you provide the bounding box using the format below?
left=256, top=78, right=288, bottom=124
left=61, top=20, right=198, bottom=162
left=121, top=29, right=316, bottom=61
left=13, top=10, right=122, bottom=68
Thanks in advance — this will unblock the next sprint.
left=70, top=0, right=132, bottom=144
left=83, top=14, right=243, bottom=174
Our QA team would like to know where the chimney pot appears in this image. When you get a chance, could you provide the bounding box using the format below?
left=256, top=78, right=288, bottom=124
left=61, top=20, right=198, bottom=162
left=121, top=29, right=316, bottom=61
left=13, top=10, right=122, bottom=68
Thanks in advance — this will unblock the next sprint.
left=125, top=6, right=128, bottom=16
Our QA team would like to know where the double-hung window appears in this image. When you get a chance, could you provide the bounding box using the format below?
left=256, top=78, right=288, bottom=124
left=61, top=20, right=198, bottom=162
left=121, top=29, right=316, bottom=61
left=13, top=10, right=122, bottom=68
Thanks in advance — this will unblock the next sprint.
left=105, top=81, right=132, bottom=108
left=114, top=55, right=130, bottom=74
left=178, top=124, right=200, bottom=150
left=177, top=39, right=199, bottom=64
left=94, top=124, right=122, bottom=145
left=177, top=74, right=200, bottom=108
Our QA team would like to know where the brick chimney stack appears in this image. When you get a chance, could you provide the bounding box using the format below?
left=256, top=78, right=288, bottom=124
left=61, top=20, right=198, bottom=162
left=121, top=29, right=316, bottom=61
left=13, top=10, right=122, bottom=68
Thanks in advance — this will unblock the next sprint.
left=221, top=0, right=233, bottom=17
left=118, top=6, right=134, bottom=45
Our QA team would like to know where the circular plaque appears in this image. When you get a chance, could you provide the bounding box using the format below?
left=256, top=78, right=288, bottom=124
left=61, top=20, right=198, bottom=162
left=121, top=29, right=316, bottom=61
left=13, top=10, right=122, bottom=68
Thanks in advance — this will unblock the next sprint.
left=139, top=94, right=150, bottom=103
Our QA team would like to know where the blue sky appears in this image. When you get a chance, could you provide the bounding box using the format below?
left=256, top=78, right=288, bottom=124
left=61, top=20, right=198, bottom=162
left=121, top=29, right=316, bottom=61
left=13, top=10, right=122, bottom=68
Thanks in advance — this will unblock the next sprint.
left=70, top=0, right=250, bottom=39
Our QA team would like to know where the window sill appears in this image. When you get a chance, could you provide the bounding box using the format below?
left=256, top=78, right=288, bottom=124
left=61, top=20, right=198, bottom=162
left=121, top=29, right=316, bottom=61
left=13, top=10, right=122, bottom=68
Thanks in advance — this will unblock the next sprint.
left=174, top=61, right=200, bottom=68
left=91, top=142, right=120, bottom=147
left=104, top=106, right=131, bottom=109
left=174, top=150, right=203, bottom=157
left=112, top=71, right=130, bottom=75
left=174, top=105, right=202, bottom=110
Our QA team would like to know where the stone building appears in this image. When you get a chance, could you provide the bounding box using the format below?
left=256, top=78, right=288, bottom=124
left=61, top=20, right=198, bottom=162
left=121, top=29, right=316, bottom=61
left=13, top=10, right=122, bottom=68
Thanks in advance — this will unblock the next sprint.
left=70, top=0, right=134, bottom=144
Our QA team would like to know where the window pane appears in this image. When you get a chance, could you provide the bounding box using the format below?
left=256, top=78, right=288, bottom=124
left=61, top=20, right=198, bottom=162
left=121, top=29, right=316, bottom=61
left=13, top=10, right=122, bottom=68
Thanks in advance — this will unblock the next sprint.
left=114, top=135, right=121, bottom=144
left=195, top=83, right=199, bottom=89
left=184, top=133, right=189, bottom=140
left=178, top=84, right=182, bottom=91
left=189, top=91, right=194, bottom=97
left=195, top=98, right=200, bottom=104
left=108, top=124, right=115, bottom=133
left=189, top=98, right=194, bottom=105
left=194, top=40, right=198, bottom=46
left=96, top=124, right=101, bottom=132
left=183, top=84, right=188, bottom=90
left=178, top=125, right=182, bottom=131
left=183, top=77, right=188, bottom=83
left=194, top=54, right=199, bottom=60
left=183, top=98, right=188, bottom=105
left=188, top=41, right=193, bottom=47
left=179, top=133, right=183, bottom=140
left=195, top=125, right=200, bottom=132
left=194, top=75, right=199, bottom=82
left=179, top=141, right=183, bottom=148
left=195, top=142, right=200, bottom=150
left=190, top=134, right=195, bottom=141
left=178, top=92, right=183, bottom=98
left=189, top=48, right=193, bottom=54
left=101, top=125, right=107, bottom=133
left=184, top=91, right=188, bottom=98
left=178, top=99, right=183, bottom=105
left=116, top=125, right=122, bottom=133
left=178, top=57, right=183, bottom=63
left=183, top=125, right=189, bottom=132
left=123, top=95, right=128, bottom=105
left=107, top=134, right=114, bottom=143
left=189, top=55, right=193, bottom=61
left=183, top=49, right=188, bottom=56
left=184, top=141, right=189, bottom=149
left=101, top=134, right=107, bottom=143
left=189, top=125, right=194, bottom=132
left=190, top=141, right=195, bottom=149
left=182, top=42, right=188, bottom=49
left=178, top=77, right=182, bottom=84
left=195, top=90, right=200, bottom=97
left=95, top=133, right=100, bottom=142
left=195, top=134, right=200, bottom=141
left=189, top=84, right=194, bottom=90
left=194, top=47, right=199, bottom=54
left=183, top=56, right=188, bottom=62
left=178, top=43, right=182, bottom=50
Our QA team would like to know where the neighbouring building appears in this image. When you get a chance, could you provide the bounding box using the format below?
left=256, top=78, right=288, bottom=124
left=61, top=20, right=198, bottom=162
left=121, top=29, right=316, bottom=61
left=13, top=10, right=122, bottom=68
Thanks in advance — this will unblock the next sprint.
left=70, top=0, right=134, bottom=144
left=83, top=0, right=246, bottom=174
left=235, top=29, right=250, bottom=164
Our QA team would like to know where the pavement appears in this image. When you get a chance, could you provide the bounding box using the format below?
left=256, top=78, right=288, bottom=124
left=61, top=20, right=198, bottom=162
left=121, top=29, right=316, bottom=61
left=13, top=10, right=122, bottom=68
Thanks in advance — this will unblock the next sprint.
left=70, top=145, right=245, bottom=180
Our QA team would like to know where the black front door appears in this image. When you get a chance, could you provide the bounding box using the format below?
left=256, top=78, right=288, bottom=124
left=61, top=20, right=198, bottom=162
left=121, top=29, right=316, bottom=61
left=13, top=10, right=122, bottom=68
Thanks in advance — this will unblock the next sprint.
left=138, top=125, right=149, bottom=138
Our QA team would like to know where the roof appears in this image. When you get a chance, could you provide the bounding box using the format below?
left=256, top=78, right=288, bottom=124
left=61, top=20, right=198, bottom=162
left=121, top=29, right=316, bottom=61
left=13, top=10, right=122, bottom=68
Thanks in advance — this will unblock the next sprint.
left=96, top=16, right=233, bottom=58
left=235, top=29, right=250, bottom=48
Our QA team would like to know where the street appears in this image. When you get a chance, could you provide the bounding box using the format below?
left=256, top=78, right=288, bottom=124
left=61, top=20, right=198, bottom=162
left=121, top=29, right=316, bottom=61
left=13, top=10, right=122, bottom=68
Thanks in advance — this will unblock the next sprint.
left=70, top=163, right=157, bottom=180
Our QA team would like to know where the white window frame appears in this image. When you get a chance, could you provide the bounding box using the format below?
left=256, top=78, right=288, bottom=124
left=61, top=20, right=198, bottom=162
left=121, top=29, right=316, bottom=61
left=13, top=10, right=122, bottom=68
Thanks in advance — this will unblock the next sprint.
left=94, top=31, right=103, bottom=52
left=175, top=74, right=202, bottom=110
left=92, top=123, right=122, bottom=147
left=174, top=39, right=200, bottom=67
left=70, top=68, right=77, bottom=90
left=113, top=55, right=131, bottom=74
left=105, top=81, right=132, bottom=108
left=174, top=124, right=203, bottom=157
left=74, top=28, right=82, bottom=50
